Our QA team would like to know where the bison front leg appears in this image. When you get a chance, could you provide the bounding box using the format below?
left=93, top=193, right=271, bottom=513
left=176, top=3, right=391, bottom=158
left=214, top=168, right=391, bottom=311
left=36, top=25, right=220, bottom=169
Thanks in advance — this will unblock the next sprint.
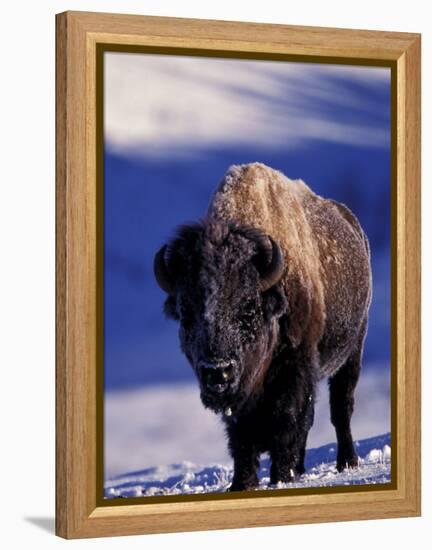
left=270, top=433, right=298, bottom=484
left=294, top=397, right=315, bottom=475
left=226, top=421, right=260, bottom=492
left=269, top=397, right=314, bottom=484
left=269, top=348, right=316, bottom=485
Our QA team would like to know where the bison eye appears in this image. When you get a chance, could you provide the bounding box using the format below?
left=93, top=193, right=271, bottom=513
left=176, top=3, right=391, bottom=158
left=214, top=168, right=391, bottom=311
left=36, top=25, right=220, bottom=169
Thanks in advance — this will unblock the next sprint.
left=239, top=299, right=257, bottom=325
left=242, top=299, right=256, bottom=313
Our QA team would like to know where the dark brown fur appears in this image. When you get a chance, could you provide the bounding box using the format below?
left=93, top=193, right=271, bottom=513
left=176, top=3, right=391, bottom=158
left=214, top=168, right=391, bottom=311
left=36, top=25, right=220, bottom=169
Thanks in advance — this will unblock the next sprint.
left=154, top=163, right=372, bottom=490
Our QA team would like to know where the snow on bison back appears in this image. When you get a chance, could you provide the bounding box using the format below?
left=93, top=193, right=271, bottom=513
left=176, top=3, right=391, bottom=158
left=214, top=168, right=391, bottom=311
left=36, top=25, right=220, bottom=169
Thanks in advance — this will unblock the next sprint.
left=154, top=162, right=372, bottom=491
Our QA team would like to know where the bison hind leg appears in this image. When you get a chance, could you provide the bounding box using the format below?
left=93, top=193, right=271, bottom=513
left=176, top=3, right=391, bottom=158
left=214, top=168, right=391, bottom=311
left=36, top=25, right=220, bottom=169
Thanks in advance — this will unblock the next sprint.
left=329, top=322, right=367, bottom=472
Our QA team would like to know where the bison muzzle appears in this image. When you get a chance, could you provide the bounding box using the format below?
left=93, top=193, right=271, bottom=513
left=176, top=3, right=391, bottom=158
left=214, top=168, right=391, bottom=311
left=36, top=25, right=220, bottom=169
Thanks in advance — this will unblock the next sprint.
left=154, top=163, right=372, bottom=492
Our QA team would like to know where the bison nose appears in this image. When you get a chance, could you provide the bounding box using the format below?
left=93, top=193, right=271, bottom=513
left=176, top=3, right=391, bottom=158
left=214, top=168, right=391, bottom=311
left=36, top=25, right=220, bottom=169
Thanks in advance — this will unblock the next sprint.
left=198, top=360, right=235, bottom=391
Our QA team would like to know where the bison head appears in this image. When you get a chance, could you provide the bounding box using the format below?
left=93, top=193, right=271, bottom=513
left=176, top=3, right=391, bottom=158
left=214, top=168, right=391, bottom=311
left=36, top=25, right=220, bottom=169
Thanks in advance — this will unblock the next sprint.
left=154, top=222, right=287, bottom=415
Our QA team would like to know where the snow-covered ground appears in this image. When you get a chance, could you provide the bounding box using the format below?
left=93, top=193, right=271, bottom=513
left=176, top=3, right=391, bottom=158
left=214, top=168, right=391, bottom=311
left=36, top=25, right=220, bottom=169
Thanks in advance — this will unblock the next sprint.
left=105, top=433, right=391, bottom=498
left=104, top=366, right=390, bottom=478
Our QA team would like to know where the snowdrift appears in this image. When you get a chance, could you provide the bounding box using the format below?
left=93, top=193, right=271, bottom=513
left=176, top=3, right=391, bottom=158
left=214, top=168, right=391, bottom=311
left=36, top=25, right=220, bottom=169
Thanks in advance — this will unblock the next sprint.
left=105, top=432, right=391, bottom=499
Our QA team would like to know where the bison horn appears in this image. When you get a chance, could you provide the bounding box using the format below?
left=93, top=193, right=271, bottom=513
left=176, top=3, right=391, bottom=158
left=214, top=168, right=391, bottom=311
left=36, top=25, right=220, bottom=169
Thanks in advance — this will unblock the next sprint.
left=154, top=244, right=176, bottom=296
left=258, top=237, right=285, bottom=292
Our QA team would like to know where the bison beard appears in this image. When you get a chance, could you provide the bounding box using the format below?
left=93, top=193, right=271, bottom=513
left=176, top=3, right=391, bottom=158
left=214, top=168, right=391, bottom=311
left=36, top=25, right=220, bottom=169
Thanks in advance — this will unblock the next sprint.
left=154, top=163, right=372, bottom=491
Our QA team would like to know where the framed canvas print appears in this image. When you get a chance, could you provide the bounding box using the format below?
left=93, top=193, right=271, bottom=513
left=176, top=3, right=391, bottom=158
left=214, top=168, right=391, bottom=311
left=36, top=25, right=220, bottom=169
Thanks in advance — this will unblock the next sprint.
left=55, top=11, right=421, bottom=539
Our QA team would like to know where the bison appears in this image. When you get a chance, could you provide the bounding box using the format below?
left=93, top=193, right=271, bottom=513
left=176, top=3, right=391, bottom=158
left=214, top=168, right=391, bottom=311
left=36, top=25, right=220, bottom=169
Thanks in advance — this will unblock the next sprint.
left=154, top=162, right=372, bottom=491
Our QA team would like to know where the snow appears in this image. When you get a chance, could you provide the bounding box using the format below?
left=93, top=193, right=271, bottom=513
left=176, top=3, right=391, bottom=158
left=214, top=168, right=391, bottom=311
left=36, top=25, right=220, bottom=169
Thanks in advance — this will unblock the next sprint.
left=104, top=361, right=391, bottom=499
left=104, top=367, right=390, bottom=478
left=104, top=433, right=391, bottom=498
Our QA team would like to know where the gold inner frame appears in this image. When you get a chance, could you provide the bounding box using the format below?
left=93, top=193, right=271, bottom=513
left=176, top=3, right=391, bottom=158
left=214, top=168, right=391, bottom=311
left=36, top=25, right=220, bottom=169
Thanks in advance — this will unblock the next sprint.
left=95, top=43, right=398, bottom=507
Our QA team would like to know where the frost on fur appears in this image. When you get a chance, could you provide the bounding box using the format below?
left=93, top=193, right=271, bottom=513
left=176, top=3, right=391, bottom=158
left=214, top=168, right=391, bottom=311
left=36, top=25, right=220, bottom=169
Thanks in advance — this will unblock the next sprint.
left=154, top=162, right=372, bottom=491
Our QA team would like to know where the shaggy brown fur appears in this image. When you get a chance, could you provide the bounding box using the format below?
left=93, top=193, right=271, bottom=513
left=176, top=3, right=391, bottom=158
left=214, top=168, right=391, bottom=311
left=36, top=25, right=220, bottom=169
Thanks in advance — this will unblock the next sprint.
left=208, top=163, right=372, bottom=376
left=154, top=162, right=372, bottom=490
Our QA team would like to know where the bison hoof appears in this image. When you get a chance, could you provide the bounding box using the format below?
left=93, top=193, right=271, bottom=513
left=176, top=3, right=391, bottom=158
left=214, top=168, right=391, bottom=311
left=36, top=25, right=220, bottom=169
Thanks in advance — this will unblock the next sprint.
left=336, top=455, right=359, bottom=473
left=270, top=467, right=297, bottom=485
left=229, top=479, right=259, bottom=492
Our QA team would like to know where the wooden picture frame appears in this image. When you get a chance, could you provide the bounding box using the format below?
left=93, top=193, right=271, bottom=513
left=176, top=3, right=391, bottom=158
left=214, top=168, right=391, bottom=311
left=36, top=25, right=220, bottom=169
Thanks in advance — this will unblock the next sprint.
left=55, top=11, right=421, bottom=539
